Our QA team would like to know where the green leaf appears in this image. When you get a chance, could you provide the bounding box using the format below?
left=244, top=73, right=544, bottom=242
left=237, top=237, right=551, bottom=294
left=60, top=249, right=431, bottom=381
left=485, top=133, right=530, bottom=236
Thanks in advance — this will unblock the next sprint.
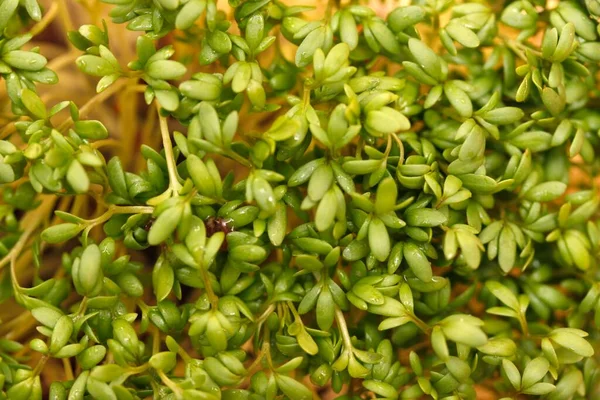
left=369, top=217, right=391, bottom=262
left=340, top=11, right=359, bottom=50
left=522, top=382, right=556, bottom=395
left=308, top=164, right=333, bottom=201
left=107, top=157, right=129, bottom=199
left=441, top=314, right=487, bottom=347
left=502, top=359, right=521, bottom=391
left=78, top=244, right=103, bottom=297
left=187, top=155, right=216, bottom=197
left=86, top=377, right=117, bottom=400
left=31, top=307, right=63, bottom=328
left=252, top=176, right=276, bottom=214
left=485, top=281, right=520, bottom=311
left=446, top=21, right=480, bottom=48
left=77, top=346, right=107, bottom=370
left=50, top=315, right=73, bottom=354
left=542, top=87, right=565, bottom=116
left=521, top=357, right=549, bottom=389
left=74, top=120, right=109, bottom=140
left=148, top=205, right=183, bottom=245
left=403, top=242, right=432, bottom=282
left=498, top=226, right=516, bottom=273
left=4, top=50, right=47, bottom=71
left=21, top=88, right=46, bottom=119
left=76, top=55, right=114, bottom=76
left=408, top=38, right=441, bottom=80
left=343, top=159, right=382, bottom=175
left=375, top=178, right=397, bottom=215
left=365, top=107, right=410, bottom=135
left=275, top=374, right=313, bottom=400
left=41, top=223, right=82, bottom=244
left=405, top=208, right=447, bottom=227
left=176, top=0, right=206, bottom=30
left=353, top=284, right=384, bottom=305
left=444, top=81, right=472, bottom=118
left=550, top=329, right=594, bottom=357
left=315, top=189, right=337, bottom=231
left=296, top=26, right=325, bottom=67
left=316, top=287, right=334, bottom=330
left=0, top=0, right=18, bottom=31
left=477, top=337, right=517, bottom=357
left=483, top=107, right=524, bottom=125
left=67, top=160, right=90, bottom=194
left=363, top=380, right=398, bottom=398
left=149, top=352, right=177, bottom=372
left=524, top=181, right=567, bottom=202
left=146, top=60, right=186, bottom=80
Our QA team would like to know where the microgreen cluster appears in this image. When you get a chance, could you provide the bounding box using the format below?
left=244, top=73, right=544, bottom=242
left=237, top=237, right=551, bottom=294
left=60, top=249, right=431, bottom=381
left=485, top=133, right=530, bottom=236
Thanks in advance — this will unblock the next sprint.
left=1, top=0, right=600, bottom=399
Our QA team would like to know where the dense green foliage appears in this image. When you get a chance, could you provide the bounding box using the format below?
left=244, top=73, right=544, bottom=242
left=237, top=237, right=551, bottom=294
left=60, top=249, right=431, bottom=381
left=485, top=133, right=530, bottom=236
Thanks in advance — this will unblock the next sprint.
left=1, top=0, right=600, bottom=399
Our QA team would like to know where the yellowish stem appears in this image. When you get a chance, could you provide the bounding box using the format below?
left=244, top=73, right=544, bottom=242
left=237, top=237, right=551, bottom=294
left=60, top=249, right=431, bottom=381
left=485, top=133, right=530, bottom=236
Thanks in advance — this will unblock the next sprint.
left=157, top=370, right=183, bottom=398
left=335, top=307, right=354, bottom=352
left=156, top=102, right=183, bottom=192
left=57, top=0, right=75, bottom=38
left=63, top=358, right=74, bottom=381
left=0, top=196, right=56, bottom=270
left=58, top=78, right=133, bottom=132
left=30, top=2, right=59, bottom=36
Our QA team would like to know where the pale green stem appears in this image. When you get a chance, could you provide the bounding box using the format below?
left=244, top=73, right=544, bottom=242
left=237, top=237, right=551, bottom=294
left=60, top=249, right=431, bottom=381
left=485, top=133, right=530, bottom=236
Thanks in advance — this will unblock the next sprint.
left=335, top=307, right=354, bottom=352
left=157, top=370, right=183, bottom=398
left=225, top=149, right=253, bottom=168
left=156, top=103, right=183, bottom=192
left=83, top=205, right=155, bottom=236
left=58, top=78, right=132, bottom=132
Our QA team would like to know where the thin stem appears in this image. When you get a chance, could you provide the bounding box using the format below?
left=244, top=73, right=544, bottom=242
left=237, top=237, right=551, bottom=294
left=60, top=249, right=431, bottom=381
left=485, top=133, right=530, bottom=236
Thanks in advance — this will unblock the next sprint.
left=136, top=299, right=150, bottom=313
left=335, top=307, right=353, bottom=351
left=410, top=315, right=431, bottom=334
left=5, top=315, right=37, bottom=341
left=263, top=327, right=275, bottom=369
left=112, top=206, right=155, bottom=214
left=30, top=2, right=59, bottom=36
left=384, top=133, right=393, bottom=158
left=246, top=328, right=272, bottom=375
left=76, top=297, right=89, bottom=317
left=58, top=78, right=132, bottom=132
left=32, top=354, right=49, bottom=377
left=113, top=363, right=150, bottom=386
left=519, top=314, right=530, bottom=337
left=246, top=350, right=266, bottom=374
left=324, top=0, right=337, bottom=23
left=200, top=267, right=219, bottom=309
left=63, top=358, right=74, bottom=381
left=175, top=346, right=192, bottom=363
left=302, top=82, right=311, bottom=109
left=84, top=205, right=154, bottom=230
left=153, top=327, right=161, bottom=354
left=225, top=149, right=253, bottom=168
left=57, top=0, right=74, bottom=36
left=10, top=258, right=21, bottom=291
left=125, top=84, right=149, bottom=94
left=126, top=363, right=149, bottom=376
left=256, top=304, right=276, bottom=324
left=391, top=133, right=405, bottom=166
left=0, top=196, right=56, bottom=270
left=157, top=370, right=183, bottom=398
left=0, top=312, right=30, bottom=334
left=91, top=139, right=122, bottom=149
left=156, top=102, right=183, bottom=192
left=47, top=51, right=79, bottom=71
left=0, top=121, right=17, bottom=140
left=286, top=301, right=303, bottom=321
